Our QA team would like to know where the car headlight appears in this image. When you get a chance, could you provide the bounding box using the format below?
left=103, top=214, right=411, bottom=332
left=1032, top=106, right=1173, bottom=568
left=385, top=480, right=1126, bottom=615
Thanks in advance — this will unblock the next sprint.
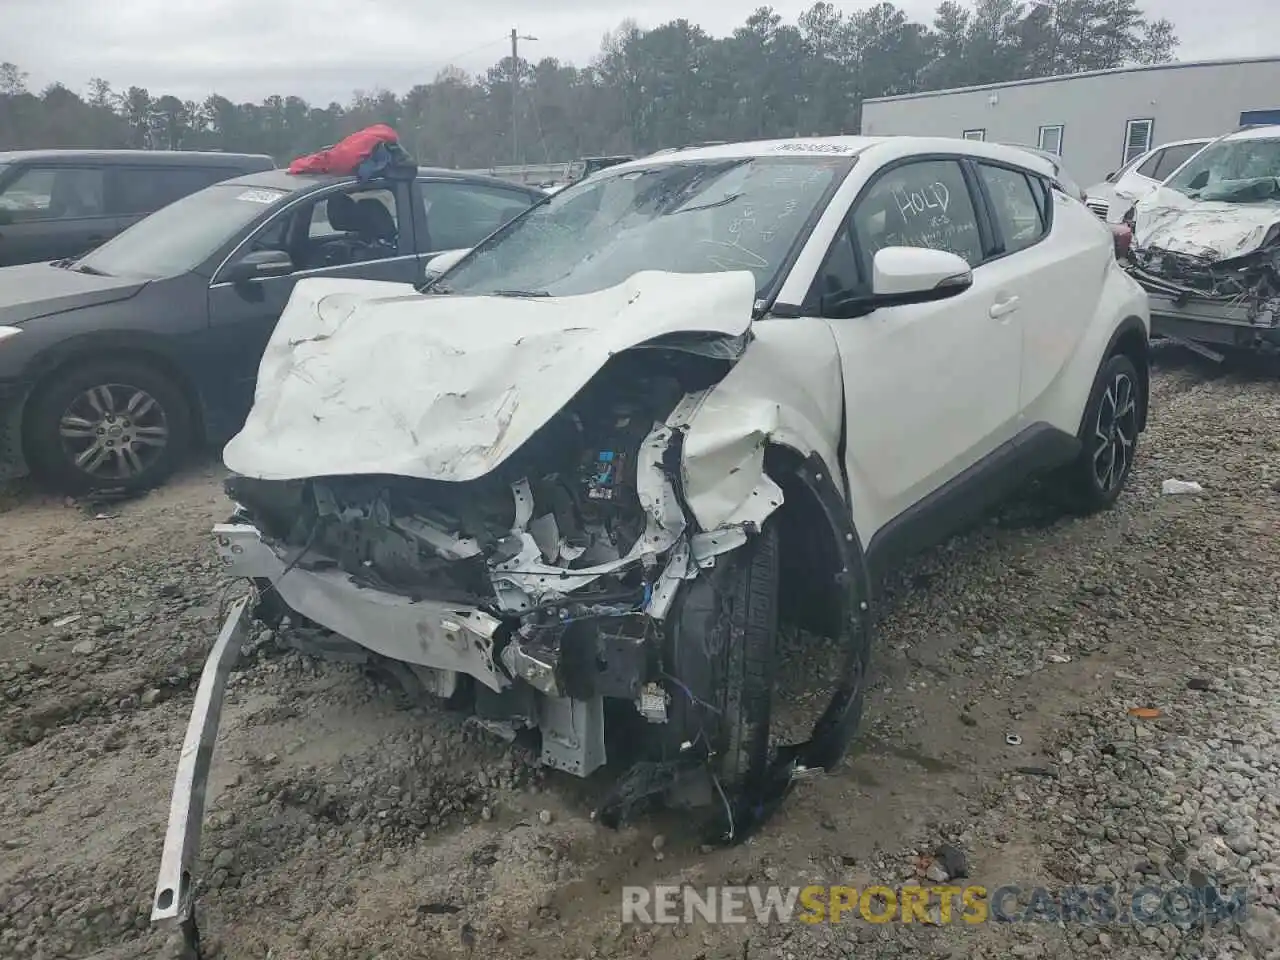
left=0, top=326, right=21, bottom=344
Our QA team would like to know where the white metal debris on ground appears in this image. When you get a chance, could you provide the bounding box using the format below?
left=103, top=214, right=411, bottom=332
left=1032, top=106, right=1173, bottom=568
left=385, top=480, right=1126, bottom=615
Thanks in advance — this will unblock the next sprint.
left=1162, top=478, right=1206, bottom=495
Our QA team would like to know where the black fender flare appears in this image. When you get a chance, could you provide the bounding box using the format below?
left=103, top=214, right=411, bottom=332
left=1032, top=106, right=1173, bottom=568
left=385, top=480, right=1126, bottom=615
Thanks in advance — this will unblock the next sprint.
left=1091, top=315, right=1151, bottom=434
left=779, top=450, right=874, bottom=773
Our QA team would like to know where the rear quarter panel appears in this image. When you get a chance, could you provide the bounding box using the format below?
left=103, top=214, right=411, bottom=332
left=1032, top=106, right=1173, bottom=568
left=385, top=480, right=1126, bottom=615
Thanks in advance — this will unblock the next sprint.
left=1019, top=197, right=1149, bottom=437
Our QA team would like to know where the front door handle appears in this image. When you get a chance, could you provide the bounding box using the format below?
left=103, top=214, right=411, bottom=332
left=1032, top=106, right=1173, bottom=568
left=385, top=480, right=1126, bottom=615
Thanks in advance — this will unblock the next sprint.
left=990, top=295, right=1021, bottom=319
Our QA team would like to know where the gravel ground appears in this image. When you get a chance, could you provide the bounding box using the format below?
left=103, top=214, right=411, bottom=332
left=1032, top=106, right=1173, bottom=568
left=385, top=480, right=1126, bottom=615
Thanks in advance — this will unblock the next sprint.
left=1, top=351, right=1278, bottom=960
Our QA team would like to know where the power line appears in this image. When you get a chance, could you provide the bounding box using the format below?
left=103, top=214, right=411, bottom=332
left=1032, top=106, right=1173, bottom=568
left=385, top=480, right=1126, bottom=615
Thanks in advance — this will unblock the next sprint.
left=420, top=36, right=512, bottom=81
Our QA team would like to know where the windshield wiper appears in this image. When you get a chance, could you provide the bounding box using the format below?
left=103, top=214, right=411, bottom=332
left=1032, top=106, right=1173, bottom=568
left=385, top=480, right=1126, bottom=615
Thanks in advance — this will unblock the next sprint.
left=669, top=192, right=744, bottom=216
left=73, top=263, right=110, bottom=276
left=491, top=289, right=550, bottom=298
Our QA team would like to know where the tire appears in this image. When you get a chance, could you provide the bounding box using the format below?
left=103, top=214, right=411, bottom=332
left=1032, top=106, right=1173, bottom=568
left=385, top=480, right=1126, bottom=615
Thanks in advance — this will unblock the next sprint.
left=665, top=520, right=780, bottom=792
left=25, top=358, right=193, bottom=495
left=1059, top=352, right=1142, bottom=514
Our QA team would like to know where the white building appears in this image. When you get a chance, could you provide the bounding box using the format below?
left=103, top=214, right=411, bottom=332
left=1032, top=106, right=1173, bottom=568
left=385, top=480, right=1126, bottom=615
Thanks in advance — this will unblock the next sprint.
left=860, top=56, right=1280, bottom=185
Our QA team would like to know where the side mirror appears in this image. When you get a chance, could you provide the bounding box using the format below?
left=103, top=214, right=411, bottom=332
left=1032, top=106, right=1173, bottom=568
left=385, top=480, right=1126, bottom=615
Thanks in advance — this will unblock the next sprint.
left=423, top=247, right=470, bottom=282
left=870, top=247, right=973, bottom=301
left=823, top=247, right=971, bottom=319
left=1105, top=171, right=1118, bottom=183
left=225, top=249, right=293, bottom=283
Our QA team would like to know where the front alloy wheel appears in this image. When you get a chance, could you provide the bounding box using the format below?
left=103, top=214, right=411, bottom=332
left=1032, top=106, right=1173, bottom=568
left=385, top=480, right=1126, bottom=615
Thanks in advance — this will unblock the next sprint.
left=26, top=359, right=193, bottom=494
left=57, top=383, right=171, bottom=482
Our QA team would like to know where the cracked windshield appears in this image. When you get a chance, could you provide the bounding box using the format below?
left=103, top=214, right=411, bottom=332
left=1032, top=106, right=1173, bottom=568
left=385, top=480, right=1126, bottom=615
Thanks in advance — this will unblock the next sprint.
left=1165, top=136, right=1280, bottom=201
left=438, top=156, right=850, bottom=298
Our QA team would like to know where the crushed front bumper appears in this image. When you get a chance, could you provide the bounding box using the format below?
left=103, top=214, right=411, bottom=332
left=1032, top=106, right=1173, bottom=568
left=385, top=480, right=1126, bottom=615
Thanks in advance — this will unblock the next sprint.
left=214, top=523, right=508, bottom=692
left=1128, top=266, right=1280, bottom=356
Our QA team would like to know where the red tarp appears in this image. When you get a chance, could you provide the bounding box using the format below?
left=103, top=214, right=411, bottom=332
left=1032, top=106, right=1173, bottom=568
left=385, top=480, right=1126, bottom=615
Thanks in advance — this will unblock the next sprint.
left=287, top=124, right=400, bottom=175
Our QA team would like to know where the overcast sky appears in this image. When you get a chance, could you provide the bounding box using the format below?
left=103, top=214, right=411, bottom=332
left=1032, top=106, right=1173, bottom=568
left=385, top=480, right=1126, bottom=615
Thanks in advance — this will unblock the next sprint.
left=2, top=0, right=1275, bottom=104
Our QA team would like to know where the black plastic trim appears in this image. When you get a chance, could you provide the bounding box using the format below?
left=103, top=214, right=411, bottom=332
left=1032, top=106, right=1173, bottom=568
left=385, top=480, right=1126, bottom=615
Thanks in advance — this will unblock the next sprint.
left=864, top=421, right=1081, bottom=585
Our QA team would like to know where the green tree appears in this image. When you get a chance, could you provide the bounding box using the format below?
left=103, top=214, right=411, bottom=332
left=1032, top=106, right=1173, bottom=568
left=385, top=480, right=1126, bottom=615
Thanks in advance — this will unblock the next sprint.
left=0, top=1, right=1180, bottom=160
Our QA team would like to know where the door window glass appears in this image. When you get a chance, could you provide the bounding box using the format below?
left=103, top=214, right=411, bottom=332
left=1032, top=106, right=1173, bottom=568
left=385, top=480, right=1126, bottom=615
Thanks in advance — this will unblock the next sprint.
left=419, top=181, right=537, bottom=251
left=294, top=186, right=399, bottom=269
left=814, top=226, right=862, bottom=302
left=1152, top=143, right=1203, bottom=180
left=849, top=159, right=984, bottom=279
left=1136, top=149, right=1163, bottom=179
left=0, top=166, right=105, bottom=220
left=978, top=164, right=1048, bottom=255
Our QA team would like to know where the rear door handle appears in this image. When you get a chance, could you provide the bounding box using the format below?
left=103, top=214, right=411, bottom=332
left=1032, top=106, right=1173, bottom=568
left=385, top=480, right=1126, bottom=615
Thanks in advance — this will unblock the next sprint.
left=990, top=295, right=1021, bottom=319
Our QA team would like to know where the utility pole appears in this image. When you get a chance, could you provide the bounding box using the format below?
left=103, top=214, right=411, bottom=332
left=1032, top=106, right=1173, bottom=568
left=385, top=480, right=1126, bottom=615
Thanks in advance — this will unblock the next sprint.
left=510, top=28, right=537, bottom=164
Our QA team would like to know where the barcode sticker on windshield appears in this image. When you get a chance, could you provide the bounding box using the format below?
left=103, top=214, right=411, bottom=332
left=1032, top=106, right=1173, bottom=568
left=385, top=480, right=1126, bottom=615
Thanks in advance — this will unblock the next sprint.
left=236, top=189, right=283, bottom=204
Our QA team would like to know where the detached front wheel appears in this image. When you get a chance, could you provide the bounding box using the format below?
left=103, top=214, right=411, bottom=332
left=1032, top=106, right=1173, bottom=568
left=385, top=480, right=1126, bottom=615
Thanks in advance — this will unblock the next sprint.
left=25, top=359, right=193, bottom=494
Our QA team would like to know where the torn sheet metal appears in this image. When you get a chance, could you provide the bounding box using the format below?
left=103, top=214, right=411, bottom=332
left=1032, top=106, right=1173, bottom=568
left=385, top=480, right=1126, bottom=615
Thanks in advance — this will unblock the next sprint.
left=1133, top=189, right=1280, bottom=261
left=222, top=270, right=756, bottom=484
left=679, top=318, right=846, bottom=532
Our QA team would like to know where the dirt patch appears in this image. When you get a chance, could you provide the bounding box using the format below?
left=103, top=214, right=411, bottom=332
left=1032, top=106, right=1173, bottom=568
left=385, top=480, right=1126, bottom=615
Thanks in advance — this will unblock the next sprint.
left=1, top=361, right=1277, bottom=960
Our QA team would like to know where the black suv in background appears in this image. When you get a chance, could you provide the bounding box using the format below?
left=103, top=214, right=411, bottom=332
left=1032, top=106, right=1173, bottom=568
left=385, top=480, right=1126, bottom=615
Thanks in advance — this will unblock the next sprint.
left=0, top=150, right=275, bottom=266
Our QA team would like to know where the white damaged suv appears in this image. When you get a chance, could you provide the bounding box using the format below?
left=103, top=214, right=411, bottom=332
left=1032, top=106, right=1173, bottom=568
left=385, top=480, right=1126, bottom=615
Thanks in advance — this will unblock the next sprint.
left=155, top=135, right=1151, bottom=932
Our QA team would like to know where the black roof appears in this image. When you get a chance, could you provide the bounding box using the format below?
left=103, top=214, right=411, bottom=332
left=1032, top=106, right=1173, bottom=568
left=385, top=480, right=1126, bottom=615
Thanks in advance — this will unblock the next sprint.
left=221, top=166, right=548, bottom=195
left=0, top=149, right=274, bottom=166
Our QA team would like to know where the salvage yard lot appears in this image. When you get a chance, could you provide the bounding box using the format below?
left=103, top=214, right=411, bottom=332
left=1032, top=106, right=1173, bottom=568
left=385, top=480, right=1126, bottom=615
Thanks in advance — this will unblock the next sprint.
left=1, top=354, right=1278, bottom=960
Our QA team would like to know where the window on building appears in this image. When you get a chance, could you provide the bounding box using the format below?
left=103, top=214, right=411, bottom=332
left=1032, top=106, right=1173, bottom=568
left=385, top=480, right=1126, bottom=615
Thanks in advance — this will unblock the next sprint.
left=1037, top=125, right=1064, bottom=156
left=1123, top=119, right=1154, bottom=166
left=962, top=129, right=986, bottom=141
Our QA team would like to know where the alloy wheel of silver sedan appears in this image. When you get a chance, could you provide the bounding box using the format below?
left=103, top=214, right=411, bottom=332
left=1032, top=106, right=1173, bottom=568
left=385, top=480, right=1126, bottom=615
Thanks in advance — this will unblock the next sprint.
left=1092, top=371, right=1138, bottom=493
left=57, top=383, right=171, bottom=481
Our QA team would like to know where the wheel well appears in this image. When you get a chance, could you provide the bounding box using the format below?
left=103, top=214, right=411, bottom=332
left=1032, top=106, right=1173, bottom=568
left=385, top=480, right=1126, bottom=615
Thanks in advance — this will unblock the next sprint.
left=763, top=444, right=846, bottom=639
left=21, top=347, right=207, bottom=453
left=1109, top=321, right=1150, bottom=431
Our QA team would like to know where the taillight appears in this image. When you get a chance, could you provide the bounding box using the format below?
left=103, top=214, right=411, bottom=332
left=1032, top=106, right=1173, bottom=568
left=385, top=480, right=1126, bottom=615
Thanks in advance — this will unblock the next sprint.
left=1110, top=223, right=1132, bottom=260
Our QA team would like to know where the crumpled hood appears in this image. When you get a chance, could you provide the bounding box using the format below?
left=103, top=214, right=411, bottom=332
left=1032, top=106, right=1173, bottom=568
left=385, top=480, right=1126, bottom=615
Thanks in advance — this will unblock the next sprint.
left=0, top=261, right=147, bottom=325
left=222, top=270, right=756, bottom=483
left=1133, top=187, right=1280, bottom=261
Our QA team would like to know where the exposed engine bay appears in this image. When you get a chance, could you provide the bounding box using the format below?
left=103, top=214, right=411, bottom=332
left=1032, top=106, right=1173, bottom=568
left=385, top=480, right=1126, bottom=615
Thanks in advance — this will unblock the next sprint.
left=220, top=349, right=755, bottom=779
left=1129, top=231, right=1280, bottom=322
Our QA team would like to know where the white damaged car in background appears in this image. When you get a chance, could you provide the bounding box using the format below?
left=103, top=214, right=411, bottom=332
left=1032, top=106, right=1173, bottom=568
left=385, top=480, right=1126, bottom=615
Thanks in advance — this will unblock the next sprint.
left=152, top=136, right=1151, bottom=951
left=1126, top=124, right=1280, bottom=360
